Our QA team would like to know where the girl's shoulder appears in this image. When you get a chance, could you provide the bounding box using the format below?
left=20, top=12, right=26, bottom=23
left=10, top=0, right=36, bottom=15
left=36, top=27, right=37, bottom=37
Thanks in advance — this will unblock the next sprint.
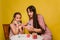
left=10, top=23, right=14, bottom=27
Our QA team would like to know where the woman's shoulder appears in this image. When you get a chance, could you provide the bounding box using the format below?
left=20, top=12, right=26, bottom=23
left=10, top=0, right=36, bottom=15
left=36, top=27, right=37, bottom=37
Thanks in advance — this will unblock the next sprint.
left=37, top=14, right=43, bottom=18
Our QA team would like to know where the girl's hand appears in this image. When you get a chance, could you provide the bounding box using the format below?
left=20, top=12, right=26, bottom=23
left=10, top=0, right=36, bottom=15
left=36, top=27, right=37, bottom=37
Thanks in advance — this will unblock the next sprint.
left=13, top=21, right=19, bottom=27
left=19, top=26, right=24, bottom=34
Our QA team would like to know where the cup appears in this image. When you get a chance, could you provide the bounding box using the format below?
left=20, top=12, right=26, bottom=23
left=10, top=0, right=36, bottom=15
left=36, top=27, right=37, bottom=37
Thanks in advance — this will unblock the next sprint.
left=32, top=33, right=37, bottom=39
left=27, top=34, right=30, bottom=38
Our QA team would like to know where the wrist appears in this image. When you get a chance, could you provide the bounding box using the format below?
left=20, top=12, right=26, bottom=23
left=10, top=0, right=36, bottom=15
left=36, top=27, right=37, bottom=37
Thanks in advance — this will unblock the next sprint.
left=33, top=28, right=36, bottom=32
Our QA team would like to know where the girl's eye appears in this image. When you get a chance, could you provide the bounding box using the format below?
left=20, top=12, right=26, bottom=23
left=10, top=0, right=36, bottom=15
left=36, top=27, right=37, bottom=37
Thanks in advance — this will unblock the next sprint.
left=17, top=17, right=21, bottom=19
left=20, top=17, right=21, bottom=19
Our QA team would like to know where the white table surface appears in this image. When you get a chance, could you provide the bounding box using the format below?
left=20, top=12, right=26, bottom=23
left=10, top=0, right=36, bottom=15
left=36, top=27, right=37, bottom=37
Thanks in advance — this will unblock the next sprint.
left=10, top=34, right=43, bottom=40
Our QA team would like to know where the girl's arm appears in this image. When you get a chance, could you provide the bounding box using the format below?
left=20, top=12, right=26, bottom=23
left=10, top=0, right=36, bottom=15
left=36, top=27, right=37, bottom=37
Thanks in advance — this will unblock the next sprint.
left=19, top=25, right=24, bottom=34
left=10, top=24, right=19, bottom=35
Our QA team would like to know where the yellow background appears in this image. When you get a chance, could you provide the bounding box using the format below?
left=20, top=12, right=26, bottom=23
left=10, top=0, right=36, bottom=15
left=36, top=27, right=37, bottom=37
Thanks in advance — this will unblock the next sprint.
left=0, top=0, right=60, bottom=40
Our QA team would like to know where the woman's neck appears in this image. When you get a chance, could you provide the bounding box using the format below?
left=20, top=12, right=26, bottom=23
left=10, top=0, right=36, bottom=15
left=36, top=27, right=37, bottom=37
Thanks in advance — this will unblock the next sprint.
left=29, top=18, right=33, bottom=21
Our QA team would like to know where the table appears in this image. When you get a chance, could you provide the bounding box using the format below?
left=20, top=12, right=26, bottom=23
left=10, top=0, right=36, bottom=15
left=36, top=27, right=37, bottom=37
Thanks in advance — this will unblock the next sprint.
left=10, top=34, right=43, bottom=40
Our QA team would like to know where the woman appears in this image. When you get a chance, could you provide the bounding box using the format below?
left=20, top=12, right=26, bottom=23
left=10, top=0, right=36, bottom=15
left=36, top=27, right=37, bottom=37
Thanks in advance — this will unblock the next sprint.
left=9, top=12, right=24, bottom=38
left=25, top=5, right=52, bottom=40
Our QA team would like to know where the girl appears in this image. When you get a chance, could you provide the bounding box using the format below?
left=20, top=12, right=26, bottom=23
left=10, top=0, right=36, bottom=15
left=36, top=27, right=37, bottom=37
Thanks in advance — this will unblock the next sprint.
left=9, top=12, right=23, bottom=38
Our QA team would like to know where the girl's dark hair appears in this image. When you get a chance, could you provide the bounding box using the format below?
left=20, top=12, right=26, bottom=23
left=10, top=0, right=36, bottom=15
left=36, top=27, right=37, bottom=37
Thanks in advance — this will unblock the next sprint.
left=9, top=12, right=22, bottom=35
left=11, top=12, right=22, bottom=23
left=26, top=5, right=45, bottom=35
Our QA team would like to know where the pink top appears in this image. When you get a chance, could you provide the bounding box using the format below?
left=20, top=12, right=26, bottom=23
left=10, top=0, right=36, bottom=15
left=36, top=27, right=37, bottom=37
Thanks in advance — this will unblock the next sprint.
left=27, top=14, right=52, bottom=40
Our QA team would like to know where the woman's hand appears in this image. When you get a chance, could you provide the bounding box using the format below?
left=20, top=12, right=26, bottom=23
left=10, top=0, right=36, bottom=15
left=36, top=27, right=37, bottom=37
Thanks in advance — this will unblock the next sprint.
left=34, top=28, right=42, bottom=33
left=24, top=26, right=34, bottom=32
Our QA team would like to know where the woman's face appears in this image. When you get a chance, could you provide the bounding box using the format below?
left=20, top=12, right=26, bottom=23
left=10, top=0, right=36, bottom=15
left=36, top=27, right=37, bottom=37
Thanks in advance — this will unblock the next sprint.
left=27, top=9, right=33, bottom=18
left=14, top=14, right=21, bottom=22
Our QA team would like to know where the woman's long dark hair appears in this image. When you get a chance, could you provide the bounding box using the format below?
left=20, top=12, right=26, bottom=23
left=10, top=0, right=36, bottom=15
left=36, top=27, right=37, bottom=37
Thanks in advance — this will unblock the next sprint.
left=8, top=12, right=22, bottom=34
left=26, top=5, right=45, bottom=34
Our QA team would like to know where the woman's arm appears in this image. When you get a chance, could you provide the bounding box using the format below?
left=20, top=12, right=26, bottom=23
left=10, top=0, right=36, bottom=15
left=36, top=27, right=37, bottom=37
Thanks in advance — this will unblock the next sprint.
left=33, top=28, right=42, bottom=33
left=33, top=15, right=46, bottom=33
left=10, top=24, right=19, bottom=35
left=25, top=26, right=42, bottom=33
left=38, top=15, right=46, bottom=30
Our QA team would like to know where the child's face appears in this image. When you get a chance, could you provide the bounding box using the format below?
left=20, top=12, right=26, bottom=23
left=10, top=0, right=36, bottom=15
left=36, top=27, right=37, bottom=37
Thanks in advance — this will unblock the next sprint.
left=14, top=14, right=21, bottom=22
